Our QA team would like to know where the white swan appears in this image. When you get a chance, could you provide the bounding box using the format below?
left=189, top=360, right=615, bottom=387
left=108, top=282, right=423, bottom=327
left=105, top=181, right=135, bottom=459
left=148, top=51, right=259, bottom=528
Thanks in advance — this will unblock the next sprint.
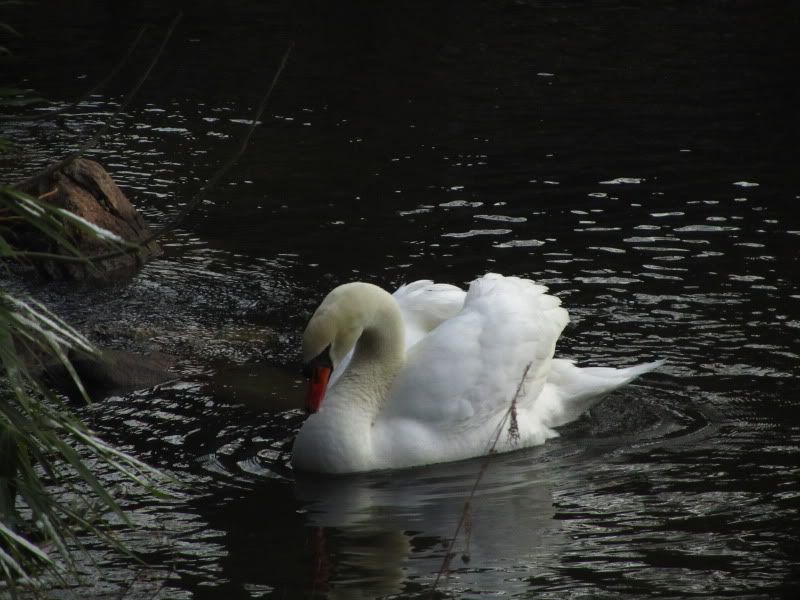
left=292, top=273, right=663, bottom=473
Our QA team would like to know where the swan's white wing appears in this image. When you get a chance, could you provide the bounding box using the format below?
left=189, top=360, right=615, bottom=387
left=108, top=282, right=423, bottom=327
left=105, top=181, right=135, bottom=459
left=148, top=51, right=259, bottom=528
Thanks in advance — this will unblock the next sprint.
left=328, top=280, right=465, bottom=387
left=392, top=280, right=465, bottom=348
left=382, top=274, right=569, bottom=425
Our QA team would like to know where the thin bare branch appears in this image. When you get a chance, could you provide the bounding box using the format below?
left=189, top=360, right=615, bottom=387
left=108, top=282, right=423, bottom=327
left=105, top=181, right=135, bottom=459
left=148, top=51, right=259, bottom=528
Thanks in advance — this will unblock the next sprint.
left=430, top=362, right=533, bottom=594
left=11, top=12, right=182, bottom=191
left=140, top=41, right=294, bottom=241
left=0, top=26, right=150, bottom=122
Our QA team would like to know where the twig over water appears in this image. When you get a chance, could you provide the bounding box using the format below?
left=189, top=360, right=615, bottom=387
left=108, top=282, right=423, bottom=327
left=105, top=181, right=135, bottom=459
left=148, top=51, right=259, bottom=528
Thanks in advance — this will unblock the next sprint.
left=129, top=40, right=295, bottom=245
left=0, top=25, right=150, bottom=122
left=430, top=362, right=532, bottom=594
left=12, top=12, right=182, bottom=191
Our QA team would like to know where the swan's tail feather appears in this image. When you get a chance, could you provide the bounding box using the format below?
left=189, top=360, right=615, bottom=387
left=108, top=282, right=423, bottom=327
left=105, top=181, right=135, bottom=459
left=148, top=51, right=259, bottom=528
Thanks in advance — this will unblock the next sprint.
left=578, top=359, right=666, bottom=383
left=534, top=358, right=665, bottom=429
left=609, top=359, right=665, bottom=377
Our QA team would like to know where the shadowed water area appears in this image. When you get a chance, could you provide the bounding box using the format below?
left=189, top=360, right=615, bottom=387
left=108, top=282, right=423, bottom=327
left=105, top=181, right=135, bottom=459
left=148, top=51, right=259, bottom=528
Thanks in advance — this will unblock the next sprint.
left=2, top=0, right=799, bottom=598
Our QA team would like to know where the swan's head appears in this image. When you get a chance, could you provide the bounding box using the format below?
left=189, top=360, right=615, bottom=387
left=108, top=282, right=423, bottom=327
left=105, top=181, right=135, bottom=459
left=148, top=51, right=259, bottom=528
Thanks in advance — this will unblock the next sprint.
left=302, top=283, right=367, bottom=413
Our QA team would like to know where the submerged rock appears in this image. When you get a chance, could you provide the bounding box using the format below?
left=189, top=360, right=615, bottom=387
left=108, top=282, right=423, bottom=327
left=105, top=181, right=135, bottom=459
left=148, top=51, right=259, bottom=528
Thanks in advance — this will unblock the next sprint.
left=41, top=347, right=178, bottom=400
left=15, top=158, right=160, bottom=280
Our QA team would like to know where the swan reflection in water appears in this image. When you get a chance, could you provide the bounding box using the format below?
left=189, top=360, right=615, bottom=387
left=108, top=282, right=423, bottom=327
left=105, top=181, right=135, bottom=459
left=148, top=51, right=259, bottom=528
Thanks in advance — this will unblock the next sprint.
left=293, top=447, right=566, bottom=598
left=208, top=383, right=669, bottom=597
left=287, top=385, right=675, bottom=598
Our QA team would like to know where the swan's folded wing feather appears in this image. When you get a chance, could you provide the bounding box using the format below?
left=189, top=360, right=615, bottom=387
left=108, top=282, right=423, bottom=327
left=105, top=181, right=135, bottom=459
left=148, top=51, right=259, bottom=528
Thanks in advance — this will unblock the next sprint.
left=393, top=280, right=466, bottom=348
left=382, top=274, right=569, bottom=425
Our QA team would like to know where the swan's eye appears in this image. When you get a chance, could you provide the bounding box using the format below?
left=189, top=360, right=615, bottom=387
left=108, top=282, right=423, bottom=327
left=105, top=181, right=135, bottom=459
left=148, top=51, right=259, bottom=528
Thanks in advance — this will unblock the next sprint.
left=302, top=344, right=333, bottom=379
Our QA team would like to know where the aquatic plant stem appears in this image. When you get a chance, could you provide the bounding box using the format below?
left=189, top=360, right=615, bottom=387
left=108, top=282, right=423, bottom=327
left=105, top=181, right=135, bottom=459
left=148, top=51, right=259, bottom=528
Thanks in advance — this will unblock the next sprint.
left=430, top=362, right=532, bottom=593
left=12, top=12, right=182, bottom=191
left=128, top=40, right=294, bottom=242
left=0, top=25, right=150, bottom=122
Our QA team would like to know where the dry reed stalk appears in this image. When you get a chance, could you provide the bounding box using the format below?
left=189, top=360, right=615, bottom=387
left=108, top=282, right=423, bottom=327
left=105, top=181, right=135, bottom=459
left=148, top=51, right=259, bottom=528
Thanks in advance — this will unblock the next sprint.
left=13, top=13, right=183, bottom=191
left=430, top=362, right=532, bottom=594
left=0, top=26, right=150, bottom=123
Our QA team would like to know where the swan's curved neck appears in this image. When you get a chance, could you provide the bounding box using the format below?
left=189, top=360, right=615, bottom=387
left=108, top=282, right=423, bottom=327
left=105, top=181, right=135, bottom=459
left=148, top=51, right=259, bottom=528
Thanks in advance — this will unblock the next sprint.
left=331, top=283, right=405, bottom=415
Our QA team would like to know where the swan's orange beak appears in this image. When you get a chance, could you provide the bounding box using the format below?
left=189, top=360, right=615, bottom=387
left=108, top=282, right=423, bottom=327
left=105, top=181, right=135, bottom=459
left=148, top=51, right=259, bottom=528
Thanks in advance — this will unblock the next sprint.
left=305, top=365, right=331, bottom=414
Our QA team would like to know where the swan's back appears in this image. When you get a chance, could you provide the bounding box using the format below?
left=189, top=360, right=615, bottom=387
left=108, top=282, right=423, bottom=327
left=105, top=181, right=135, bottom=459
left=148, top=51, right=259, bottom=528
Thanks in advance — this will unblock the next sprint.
left=382, top=273, right=569, bottom=427
left=392, top=280, right=465, bottom=348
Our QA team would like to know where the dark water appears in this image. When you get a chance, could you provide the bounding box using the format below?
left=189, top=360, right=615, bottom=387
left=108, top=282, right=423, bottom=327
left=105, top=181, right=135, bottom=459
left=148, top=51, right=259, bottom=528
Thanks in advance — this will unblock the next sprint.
left=2, top=1, right=799, bottom=598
